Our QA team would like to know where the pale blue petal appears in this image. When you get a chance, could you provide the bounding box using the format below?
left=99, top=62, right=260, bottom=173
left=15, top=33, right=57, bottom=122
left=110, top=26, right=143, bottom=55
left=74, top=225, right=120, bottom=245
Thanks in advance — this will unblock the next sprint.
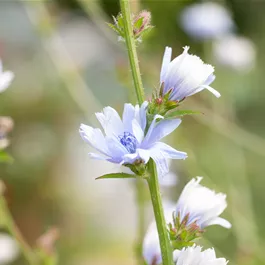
left=143, top=118, right=182, bottom=147
left=122, top=103, right=135, bottom=133
left=95, top=106, right=124, bottom=137
left=153, top=142, right=187, bottom=160
left=79, top=124, right=110, bottom=156
left=123, top=153, right=139, bottom=164
left=105, top=137, right=128, bottom=163
left=204, top=73, right=216, bottom=86
left=160, top=46, right=172, bottom=82
left=149, top=148, right=169, bottom=177
left=132, top=119, right=144, bottom=144
left=139, top=101, right=148, bottom=130
left=142, top=115, right=164, bottom=147
left=88, top=153, right=109, bottom=160
left=137, top=148, right=150, bottom=163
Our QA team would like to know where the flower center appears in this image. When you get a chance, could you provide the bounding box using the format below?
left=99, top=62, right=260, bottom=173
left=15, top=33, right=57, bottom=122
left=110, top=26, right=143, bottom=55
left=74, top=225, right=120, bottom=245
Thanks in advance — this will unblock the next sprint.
left=119, top=132, right=137, bottom=153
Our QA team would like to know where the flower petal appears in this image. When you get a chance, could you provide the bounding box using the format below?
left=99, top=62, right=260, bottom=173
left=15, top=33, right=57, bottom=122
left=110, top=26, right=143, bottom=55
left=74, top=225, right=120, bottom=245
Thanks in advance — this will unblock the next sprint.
left=153, top=142, right=187, bottom=160
left=95, top=107, right=124, bottom=137
left=132, top=119, right=144, bottom=144
left=204, top=217, right=232, bottom=229
left=79, top=124, right=110, bottom=156
left=149, top=149, right=169, bottom=177
left=143, top=118, right=182, bottom=147
left=139, top=101, right=148, bottom=130
left=160, top=46, right=172, bottom=82
left=122, top=103, right=136, bottom=133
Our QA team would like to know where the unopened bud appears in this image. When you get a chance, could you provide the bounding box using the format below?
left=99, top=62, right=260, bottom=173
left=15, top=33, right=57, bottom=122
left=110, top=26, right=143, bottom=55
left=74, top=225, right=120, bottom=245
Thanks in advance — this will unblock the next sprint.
left=133, top=10, right=152, bottom=36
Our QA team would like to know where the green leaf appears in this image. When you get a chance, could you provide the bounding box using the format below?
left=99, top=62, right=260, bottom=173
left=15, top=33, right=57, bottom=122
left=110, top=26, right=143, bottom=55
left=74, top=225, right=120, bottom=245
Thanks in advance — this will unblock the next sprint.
left=96, top=173, right=136, bottom=180
left=165, top=110, right=201, bottom=119
left=106, top=23, right=123, bottom=36
left=0, top=151, right=13, bottom=164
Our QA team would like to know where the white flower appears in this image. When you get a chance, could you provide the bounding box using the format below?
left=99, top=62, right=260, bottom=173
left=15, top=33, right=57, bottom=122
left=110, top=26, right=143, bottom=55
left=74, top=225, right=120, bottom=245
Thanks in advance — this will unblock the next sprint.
left=0, top=234, right=19, bottom=264
left=80, top=102, right=187, bottom=177
left=174, top=245, right=228, bottom=265
left=176, top=177, right=231, bottom=229
left=0, top=61, right=14, bottom=93
left=213, top=35, right=256, bottom=72
left=160, top=46, right=220, bottom=101
left=180, top=2, right=234, bottom=40
left=143, top=201, right=175, bottom=265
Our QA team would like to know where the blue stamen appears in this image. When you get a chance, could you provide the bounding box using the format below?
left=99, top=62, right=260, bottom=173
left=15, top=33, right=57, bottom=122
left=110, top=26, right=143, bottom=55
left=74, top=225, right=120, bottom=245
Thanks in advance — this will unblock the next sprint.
left=119, top=132, right=137, bottom=153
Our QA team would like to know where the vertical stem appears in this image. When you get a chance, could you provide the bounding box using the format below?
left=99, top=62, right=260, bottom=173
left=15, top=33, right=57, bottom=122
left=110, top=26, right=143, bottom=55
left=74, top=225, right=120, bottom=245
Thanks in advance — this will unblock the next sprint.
left=120, top=0, right=145, bottom=104
left=0, top=197, right=36, bottom=265
left=135, top=178, right=145, bottom=264
left=120, top=1, right=174, bottom=265
left=147, top=160, right=174, bottom=265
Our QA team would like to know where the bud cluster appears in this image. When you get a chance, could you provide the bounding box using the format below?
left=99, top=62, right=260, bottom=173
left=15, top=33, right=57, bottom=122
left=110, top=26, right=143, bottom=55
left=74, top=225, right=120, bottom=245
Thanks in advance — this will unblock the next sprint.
left=107, top=11, right=153, bottom=43
left=168, top=212, right=203, bottom=250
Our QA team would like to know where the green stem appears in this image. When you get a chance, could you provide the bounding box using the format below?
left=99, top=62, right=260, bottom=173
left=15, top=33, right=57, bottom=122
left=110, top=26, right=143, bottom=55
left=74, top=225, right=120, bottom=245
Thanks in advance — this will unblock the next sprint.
left=0, top=197, right=36, bottom=265
left=135, top=178, right=145, bottom=264
left=120, top=0, right=145, bottom=104
left=120, top=1, right=174, bottom=265
left=147, top=160, right=174, bottom=265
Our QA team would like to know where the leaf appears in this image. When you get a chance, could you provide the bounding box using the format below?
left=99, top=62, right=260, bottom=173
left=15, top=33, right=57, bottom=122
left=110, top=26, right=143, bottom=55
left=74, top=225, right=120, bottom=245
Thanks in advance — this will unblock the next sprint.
left=106, top=23, right=123, bottom=36
left=96, top=173, right=136, bottom=180
left=165, top=110, right=201, bottom=119
left=0, top=151, right=13, bottom=164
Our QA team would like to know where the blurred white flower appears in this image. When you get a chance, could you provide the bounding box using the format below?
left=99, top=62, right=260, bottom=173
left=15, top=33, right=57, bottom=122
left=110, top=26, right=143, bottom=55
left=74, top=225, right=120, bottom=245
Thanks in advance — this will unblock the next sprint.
left=213, top=35, right=256, bottom=72
left=0, top=61, right=14, bottom=93
left=0, top=234, right=19, bottom=264
left=174, top=245, right=228, bottom=265
left=176, top=177, right=231, bottom=229
left=143, top=201, right=175, bottom=265
left=160, top=46, right=220, bottom=101
left=180, top=2, right=234, bottom=40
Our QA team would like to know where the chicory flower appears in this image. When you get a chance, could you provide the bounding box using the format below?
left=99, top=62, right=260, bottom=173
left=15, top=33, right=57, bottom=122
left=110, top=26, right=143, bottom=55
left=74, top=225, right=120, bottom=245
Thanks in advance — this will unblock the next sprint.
left=160, top=46, right=220, bottom=101
left=80, top=102, right=187, bottom=177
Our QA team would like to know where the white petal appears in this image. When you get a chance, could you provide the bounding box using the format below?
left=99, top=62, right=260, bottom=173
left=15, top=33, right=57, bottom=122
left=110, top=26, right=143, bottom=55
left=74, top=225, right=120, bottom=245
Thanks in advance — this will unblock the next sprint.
left=204, top=217, right=232, bottom=229
left=79, top=124, right=110, bottom=156
left=160, top=46, right=172, bottom=82
left=0, top=71, right=14, bottom=92
left=95, top=106, right=124, bottom=137
left=137, top=148, right=150, bottom=163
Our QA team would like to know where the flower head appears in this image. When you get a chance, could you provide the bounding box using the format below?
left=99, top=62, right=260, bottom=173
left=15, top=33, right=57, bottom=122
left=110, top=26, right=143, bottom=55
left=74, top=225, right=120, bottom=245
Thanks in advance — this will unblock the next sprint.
left=180, top=2, right=234, bottom=40
left=80, top=102, right=187, bottom=177
left=175, top=177, right=231, bottom=229
left=0, top=60, right=14, bottom=93
left=160, top=46, right=220, bottom=102
left=174, top=245, right=228, bottom=265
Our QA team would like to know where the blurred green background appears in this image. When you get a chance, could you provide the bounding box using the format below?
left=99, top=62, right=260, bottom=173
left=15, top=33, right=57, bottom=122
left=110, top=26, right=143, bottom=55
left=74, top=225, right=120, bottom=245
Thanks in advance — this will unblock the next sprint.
left=0, top=0, right=265, bottom=264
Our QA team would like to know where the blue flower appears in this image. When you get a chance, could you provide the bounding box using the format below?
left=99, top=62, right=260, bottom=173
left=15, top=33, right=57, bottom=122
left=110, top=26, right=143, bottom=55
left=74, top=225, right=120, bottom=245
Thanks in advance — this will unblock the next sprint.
left=160, top=46, right=220, bottom=101
left=79, top=102, right=187, bottom=177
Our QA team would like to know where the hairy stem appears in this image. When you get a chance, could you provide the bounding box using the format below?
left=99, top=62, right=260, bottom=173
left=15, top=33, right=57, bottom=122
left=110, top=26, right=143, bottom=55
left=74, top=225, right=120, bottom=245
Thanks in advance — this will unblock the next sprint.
left=120, top=0, right=145, bottom=104
left=120, top=1, right=174, bottom=265
left=0, top=197, right=36, bottom=265
left=135, top=178, right=145, bottom=264
left=147, top=160, right=174, bottom=265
